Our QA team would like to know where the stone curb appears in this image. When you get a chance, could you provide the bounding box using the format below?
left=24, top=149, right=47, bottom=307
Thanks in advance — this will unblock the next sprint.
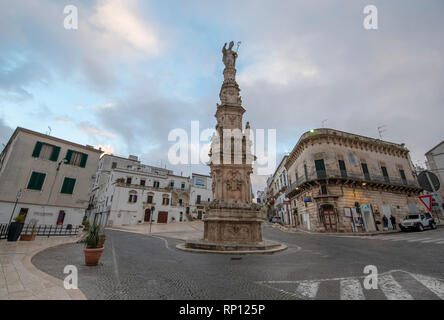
left=175, top=242, right=287, bottom=255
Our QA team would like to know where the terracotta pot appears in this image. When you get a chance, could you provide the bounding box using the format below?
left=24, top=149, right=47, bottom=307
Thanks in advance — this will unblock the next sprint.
left=98, top=235, right=106, bottom=248
left=20, top=234, right=36, bottom=241
left=84, top=247, right=105, bottom=266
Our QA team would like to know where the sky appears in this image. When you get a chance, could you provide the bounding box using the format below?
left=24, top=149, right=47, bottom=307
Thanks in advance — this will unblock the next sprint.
left=1, top=0, right=443, bottom=195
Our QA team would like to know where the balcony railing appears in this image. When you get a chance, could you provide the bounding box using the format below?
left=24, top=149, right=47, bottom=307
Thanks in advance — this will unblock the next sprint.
left=285, top=169, right=420, bottom=197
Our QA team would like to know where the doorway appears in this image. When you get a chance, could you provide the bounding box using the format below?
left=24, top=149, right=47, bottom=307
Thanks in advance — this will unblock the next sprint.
left=144, top=209, right=151, bottom=222
left=321, top=205, right=337, bottom=231
left=157, top=211, right=168, bottom=223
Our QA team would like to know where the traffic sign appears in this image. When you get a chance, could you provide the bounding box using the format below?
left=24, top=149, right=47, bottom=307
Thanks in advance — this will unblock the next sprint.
left=418, top=171, right=440, bottom=192
left=419, top=195, right=432, bottom=212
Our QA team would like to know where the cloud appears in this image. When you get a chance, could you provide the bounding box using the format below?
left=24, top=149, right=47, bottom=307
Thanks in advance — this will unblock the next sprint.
left=0, top=118, right=13, bottom=147
left=94, top=144, right=115, bottom=155
left=78, top=121, right=117, bottom=138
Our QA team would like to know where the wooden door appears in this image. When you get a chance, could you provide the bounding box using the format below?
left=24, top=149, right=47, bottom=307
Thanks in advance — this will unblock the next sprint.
left=323, top=207, right=337, bottom=231
left=144, top=209, right=151, bottom=222
left=157, top=212, right=168, bottom=223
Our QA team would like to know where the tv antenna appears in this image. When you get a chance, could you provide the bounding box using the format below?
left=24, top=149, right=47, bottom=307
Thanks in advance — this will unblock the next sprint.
left=46, top=126, right=52, bottom=136
left=377, top=125, right=387, bottom=139
left=321, top=119, right=328, bottom=128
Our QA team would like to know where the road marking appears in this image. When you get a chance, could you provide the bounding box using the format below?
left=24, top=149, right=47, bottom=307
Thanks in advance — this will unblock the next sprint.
left=436, top=241, right=444, bottom=244
left=296, top=281, right=320, bottom=299
left=411, top=274, right=444, bottom=299
left=110, top=237, right=121, bottom=287
left=340, top=279, right=365, bottom=300
left=406, top=238, right=432, bottom=242
left=420, top=238, right=444, bottom=243
left=379, top=274, right=413, bottom=300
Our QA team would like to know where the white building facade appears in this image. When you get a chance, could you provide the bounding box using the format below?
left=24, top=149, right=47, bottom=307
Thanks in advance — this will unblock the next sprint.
left=0, top=127, right=102, bottom=226
left=87, top=154, right=212, bottom=226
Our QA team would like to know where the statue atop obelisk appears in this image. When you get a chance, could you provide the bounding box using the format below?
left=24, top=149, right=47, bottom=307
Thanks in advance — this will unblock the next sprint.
left=180, top=42, right=285, bottom=253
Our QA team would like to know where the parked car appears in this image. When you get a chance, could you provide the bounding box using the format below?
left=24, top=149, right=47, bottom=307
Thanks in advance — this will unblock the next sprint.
left=271, top=216, right=283, bottom=225
left=399, top=213, right=437, bottom=232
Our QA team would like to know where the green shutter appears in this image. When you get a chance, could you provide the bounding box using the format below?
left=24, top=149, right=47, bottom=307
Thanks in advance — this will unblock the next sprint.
left=61, top=178, right=76, bottom=194
left=65, top=150, right=73, bottom=164
left=32, top=142, right=43, bottom=158
left=27, top=172, right=46, bottom=190
left=80, top=153, right=88, bottom=168
left=50, top=146, right=61, bottom=162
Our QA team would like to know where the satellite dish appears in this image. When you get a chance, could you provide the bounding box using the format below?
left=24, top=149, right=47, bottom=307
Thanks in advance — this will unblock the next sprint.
left=417, top=171, right=440, bottom=192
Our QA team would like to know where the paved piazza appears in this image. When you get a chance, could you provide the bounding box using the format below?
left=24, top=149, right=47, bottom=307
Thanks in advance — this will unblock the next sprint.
left=32, top=225, right=444, bottom=300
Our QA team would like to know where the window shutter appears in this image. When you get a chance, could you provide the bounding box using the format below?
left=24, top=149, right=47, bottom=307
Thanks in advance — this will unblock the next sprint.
left=38, top=173, right=46, bottom=190
left=50, top=146, right=61, bottom=162
left=80, top=153, right=88, bottom=168
left=32, top=141, right=43, bottom=158
left=65, top=150, right=73, bottom=164
left=27, top=172, right=37, bottom=189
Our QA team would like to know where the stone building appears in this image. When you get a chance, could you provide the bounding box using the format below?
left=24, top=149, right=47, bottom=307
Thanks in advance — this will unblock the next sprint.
left=87, top=154, right=212, bottom=226
left=284, top=128, right=423, bottom=233
left=0, top=127, right=102, bottom=226
left=270, top=155, right=292, bottom=225
left=425, top=140, right=444, bottom=199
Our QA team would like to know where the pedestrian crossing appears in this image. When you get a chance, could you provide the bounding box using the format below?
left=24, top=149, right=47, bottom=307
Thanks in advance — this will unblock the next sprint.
left=256, top=270, right=444, bottom=300
left=348, top=234, right=444, bottom=245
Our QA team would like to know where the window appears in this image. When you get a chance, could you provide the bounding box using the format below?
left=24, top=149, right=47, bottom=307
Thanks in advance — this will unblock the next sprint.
left=32, top=141, right=60, bottom=162
left=162, top=197, right=170, bottom=205
left=381, top=166, right=390, bottom=183
left=196, top=195, right=201, bottom=203
left=153, top=181, right=160, bottom=188
left=304, top=164, right=308, bottom=180
left=399, top=169, right=407, bottom=185
left=170, top=181, right=174, bottom=188
left=27, top=172, right=46, bottom=190
left=147, top=195, right=153, bottom=204
left=361, top=163, right=370, bottom=180
left=338, top=160, right=347, bottom=178
left=128, top=194, right=137, bottom=203
left=140, top=179, right=146, bottom=186
left=321, top=185, right=328, bottom=195
left=179, top=199, right=183, bottom=206
left=208, top=198, right=210, bottom=202
left=195, top=178, right=205, bottom=187
left=65, top=150, right=88, bottom=167
left=60, top=177, right=76, bottom=194
left=315, top=159, right=326, bottom=179
left=111, top=162, right=117, bottom=169
left=126, top=177, right=132, bottom=184
left=181, top=183, right=185, bottom=189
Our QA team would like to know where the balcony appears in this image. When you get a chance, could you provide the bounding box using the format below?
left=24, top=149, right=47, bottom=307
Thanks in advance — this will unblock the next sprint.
left=285, top=169, right=422, bottom=198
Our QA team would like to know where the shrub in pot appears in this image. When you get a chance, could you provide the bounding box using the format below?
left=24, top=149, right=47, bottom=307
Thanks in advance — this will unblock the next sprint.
left=20, top=221, right=37, bottom=241
left=98, top=228, right=106, bottom=247
left=83, top=223, right=104, bottom=266
left=7, top=215, right=25, bottom=242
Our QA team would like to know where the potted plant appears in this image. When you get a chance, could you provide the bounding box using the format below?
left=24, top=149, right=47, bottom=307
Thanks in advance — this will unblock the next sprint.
left=20, top=220, right=37, bottom=241
left=97, top=227, right=106, bottom=247
left=83, top=223, right=104, bottom=266
left=7, top=214, right=25, bottom=242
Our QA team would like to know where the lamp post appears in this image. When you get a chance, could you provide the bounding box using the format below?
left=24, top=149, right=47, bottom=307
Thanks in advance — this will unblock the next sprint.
left=149, top=206, right=155, bottom=233
left=8, top=189, right=22, bottom=225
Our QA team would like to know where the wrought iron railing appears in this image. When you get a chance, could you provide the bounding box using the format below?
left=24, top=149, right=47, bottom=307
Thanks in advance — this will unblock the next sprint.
left=285, top=169, right=419, bottom=197
left=0, top=223, right=80, bottom=239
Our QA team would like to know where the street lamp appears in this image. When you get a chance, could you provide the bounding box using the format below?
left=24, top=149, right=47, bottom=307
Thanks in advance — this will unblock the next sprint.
left=8, top=189, right=22, bottom=225
left=149, top=206, right=155, bottom=233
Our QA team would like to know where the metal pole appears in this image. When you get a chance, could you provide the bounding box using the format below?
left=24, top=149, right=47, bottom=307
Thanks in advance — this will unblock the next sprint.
left=425, top=171, right=444, bottom=219
left=8, top=197, right=19, bottom=225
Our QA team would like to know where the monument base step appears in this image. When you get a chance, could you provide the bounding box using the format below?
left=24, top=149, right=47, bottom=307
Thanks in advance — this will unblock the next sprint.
left=176, top=239, right=287, bottom=254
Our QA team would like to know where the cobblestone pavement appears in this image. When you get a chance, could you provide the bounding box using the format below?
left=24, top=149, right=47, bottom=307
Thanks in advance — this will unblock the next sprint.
left=32, top=226, right=444, bottom=300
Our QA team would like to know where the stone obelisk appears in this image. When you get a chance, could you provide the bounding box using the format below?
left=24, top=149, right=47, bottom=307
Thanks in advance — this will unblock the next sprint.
left=180, top=42, right=286, bottom=253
